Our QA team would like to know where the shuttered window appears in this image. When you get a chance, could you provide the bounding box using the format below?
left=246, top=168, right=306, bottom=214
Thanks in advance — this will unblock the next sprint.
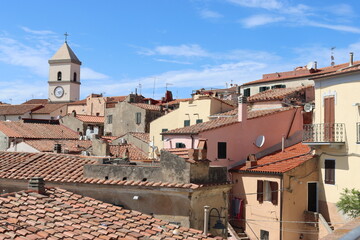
left=257, top=180, right=278, bottom=205
left=136, top=112, right=141, bottom=124
left=257, top=180, right=263, bottom=203
left=325, top=159, right=335, bottom=184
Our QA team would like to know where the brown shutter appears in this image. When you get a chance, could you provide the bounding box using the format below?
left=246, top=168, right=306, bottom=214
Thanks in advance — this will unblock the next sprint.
left=257, top=180, right=263, bottom=203
left=270, top=182, right=278, bottom=205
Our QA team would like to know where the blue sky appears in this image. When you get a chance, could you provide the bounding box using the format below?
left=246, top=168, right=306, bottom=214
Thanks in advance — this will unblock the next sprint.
left=1, top=0, right=360, bottom=104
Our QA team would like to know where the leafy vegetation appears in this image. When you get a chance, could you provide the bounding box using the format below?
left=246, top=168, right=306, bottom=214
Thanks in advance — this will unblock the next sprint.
left=336, top=188, right=360, bottom=218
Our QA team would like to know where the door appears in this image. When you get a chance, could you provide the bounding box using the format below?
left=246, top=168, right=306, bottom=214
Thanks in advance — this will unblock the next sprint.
left=308, top=182, right=318, bottom=212
left=324, top=97, right=335, bottom=141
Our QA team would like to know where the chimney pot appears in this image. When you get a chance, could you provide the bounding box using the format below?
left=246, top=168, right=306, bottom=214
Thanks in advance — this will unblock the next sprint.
left=28, top=177, right=46, bottom=195
left=350, top=52, right=354, bottom=67
left=238, top=96, right=248, bottom=122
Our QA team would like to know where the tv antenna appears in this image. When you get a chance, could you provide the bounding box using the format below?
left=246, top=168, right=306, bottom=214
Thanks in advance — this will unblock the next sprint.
left=137, top=82, right=142, bottom=95
left=331, top=47, right=336, bottom=66
left=165, top=83, right=173, bottom=91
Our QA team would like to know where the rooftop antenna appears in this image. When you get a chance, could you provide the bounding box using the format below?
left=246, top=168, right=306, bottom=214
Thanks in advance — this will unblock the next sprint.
left=138, top=82, right=142, bottom=95
left=64, top=32, right=69, bottom=43
left=331, top=47, right=336, bottom=66
left=165, top=83, right=173, bottom=91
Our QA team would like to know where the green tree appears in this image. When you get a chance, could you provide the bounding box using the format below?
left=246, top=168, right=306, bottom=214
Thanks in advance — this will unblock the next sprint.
left=336, top=188, right=360, bottom=218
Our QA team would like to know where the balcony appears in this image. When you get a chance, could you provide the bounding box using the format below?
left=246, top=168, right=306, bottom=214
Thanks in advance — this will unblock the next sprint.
left=303, top=123, right=345, bottom=145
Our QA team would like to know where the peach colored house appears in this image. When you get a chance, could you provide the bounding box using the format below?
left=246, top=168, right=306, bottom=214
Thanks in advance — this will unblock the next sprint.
left=229, top=143, right=318, bottom=240
left=162, top=97, right=304, bottom=168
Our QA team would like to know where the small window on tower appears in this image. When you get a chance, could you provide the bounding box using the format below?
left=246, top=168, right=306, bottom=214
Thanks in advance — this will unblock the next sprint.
left=57, top=71, right=62, bottom=81
left=73, top=72, right=77, bottom=82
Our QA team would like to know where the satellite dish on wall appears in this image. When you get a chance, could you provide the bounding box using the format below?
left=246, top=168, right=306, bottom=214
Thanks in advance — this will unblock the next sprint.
left=304, top=103, right=313, bottom=112
left=255, top=135, right=265, bottom=148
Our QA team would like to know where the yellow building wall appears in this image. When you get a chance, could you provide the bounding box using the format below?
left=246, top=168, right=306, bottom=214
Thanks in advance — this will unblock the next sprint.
left=313, top=73, right=360, bottom=224
left=149, top=96, right=234, bottom=152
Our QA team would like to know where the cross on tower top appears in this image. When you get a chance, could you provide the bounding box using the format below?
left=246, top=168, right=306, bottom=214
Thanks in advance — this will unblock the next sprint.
left=64, top=32, right=69, bottom=43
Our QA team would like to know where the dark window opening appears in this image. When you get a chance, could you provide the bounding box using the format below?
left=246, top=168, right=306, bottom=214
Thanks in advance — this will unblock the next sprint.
left=184, top=120, right=190, bottom=127
left=142, top=178, right=147, bottom=181
left=175, top=143, right=186, bottom=148
left=57, top=71, right=62, bottom=81
left=122, top=177, right=127, bottom=181
left=260, top=230, right=269, bottom=240
left=196, top=119, right=203, bottom=124
left=73, top=72, right=77, bottom=82
left=136, top=112, right=141, bottom=124
left=259, top=86, right=270, bottom=92
left=325, top=159, right=335, bottom=184
left=243, top=88, right=251, bottom=97
left=217, top=142, right=227, bottom=159
left=162, top=128, right=168, bottom=140
left=271, top=84, right=286, bottom=89
left=105, top=176, right=109, bottom=180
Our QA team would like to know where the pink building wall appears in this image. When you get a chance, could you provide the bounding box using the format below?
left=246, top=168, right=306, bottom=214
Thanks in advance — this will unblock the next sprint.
left=164, top=107, right=303, bottom=168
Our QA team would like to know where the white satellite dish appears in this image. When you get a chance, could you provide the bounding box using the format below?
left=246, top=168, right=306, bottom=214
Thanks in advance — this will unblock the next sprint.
left=304, top=103, right=313, bottom=112
left=306, top=61, right=316, bottom=70
left=255, top=135, right=265, bottom=148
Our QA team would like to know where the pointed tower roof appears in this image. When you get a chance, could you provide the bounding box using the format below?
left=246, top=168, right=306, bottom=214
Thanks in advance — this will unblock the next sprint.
left=48, top=42, right=82, bottom=65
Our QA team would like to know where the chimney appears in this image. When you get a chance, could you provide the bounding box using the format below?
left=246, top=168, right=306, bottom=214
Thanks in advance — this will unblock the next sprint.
left=188, top=149, right=199, bottom=161
left=122, top=148, right=129, bottom=160
left=238, top=96, right=247, bottom=122
left=28, top=177, right=46, bottom=195
left=246, top=154, right=257, bottom=168
left=197, top=139, right=207, bottom=160
left=349, top=52, right=354, bottom=67
left=53, top=143, right=62, bottom=153
left=314, top=61, right=317, bottom=70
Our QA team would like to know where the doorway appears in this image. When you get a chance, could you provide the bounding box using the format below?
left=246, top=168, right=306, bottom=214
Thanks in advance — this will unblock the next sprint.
left=308, top=182, right=318, bottom=212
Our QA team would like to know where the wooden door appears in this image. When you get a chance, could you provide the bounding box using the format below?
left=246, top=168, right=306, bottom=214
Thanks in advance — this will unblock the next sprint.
left=324, top=97, right=335, bottom=141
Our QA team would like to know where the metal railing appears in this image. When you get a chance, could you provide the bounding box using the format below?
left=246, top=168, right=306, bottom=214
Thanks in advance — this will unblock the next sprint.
left=303, top=123, right=345, bottom=143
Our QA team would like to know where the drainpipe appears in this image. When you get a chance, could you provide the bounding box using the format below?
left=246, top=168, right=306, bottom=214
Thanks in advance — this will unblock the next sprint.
left=282, top=135, right=285, bottom=152
left=204, top=206, right=210, bottom=235
left=190, top=134, right=194, bottom=149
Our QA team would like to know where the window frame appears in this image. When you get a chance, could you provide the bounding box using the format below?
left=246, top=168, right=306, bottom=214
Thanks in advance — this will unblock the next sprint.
left=135, top=112, right=141, bottom=124
left=324, top=159, right=335, bottom=185
left=217, top=142, right=227, bottom=159
left=196, top=119, right=203, bottom=124
left=184, top=120, right=190, bottom=127
left=107, top=115, right=113, bottom=124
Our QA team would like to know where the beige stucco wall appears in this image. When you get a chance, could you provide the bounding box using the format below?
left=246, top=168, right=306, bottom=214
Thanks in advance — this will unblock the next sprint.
left=241, top=78, right=314, bottom=96
left=312, top=73, right=360, bottom=224
left=150, top=96, right=234, bottom=152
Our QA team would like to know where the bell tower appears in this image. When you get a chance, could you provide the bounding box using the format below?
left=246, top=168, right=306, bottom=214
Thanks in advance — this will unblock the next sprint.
left=48, top=36, right=81, bottom=103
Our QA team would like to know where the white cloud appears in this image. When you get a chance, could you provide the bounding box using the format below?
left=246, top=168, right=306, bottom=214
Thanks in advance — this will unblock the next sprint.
left=324, top=4, right=354, bottom=17
left=241, top=14, right=284, bottom=28
left=200, top=9, right=223, bottom=19
left=81, top=67, right=109, bottom=80
left=154, top=58, right=193, bottom=65
left=306, top=21, right=360, bottom=34
left=140, top=44, right=209, bottom=57
left=21, top=27, right=55, bottom=35
left=227, top=0, right=283, bottom=10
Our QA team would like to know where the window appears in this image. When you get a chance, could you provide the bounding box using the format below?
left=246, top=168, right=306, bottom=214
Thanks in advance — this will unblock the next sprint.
left=260, top=230, right=269, bottom=240
left=271, top=84, right=286, bottom=89
left=243, top=88, right=251, bottom=97
left=175, top=143, right=186, bottom=148
left=217, top=142, right=227, bottom=159
left=73, top=72, right=77, bottom=82
left=184, top=120, right=190, bottom=127
left=136, top=112, right=141, bottom=124
left=57, top=71, right=62, bottom=81
left=196, top=119, right=203, bottom=124
left=257, top=180, right=278, bottom=205
left=325, top=159, right=335, bottom=184
left=259, top=86, right=270, bottom=92
left=107, top=115, right=113, bottom=124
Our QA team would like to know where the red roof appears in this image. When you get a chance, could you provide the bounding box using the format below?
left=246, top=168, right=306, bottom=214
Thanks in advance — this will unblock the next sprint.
left=24, top=139, right=91, bottom=153
left=0, top=122, right=79, bottom=139
left=132, top=103, right=161, bottom=111
left=311, top=63, right=360, bottom=80
left=75, top=114, right=105, bottom=123
left=31, top=103, right=66, bottom=114
left=247, top=85, right=312, bottom=102
left=22, top=99, right=48, bottom=104
left=109, top=143, right=150, bottom=160
left=0, top=104, right=43, bottom=115
left=66, top=99, right=87, bottom=105
left=129, top=132, right=150, bottom=143
left=160, top=98, right=192, bottom=106
left=0, top=187, right=214, bottom=239
left=242, top=61, right=360, bottom=86
left=231, top=143, right=313, bottom=174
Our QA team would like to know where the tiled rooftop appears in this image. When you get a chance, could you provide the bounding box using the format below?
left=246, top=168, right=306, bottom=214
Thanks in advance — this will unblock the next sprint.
left=242, top=61, right=360, bottom=86
left=132, top=103, right=162, bottom=111
left=75, top=114, right=105, bottom=124
left=24, top=139, right=91, bottom=153
left=31, top=103, right=66, bottom=114
left=0, top=104, right=43, bottom=116
left=129, top=132, right=150, bottom=143
left=311, top=63, right=360, bottom=79
left=164, top=107, right=293, bottom=135
left=109, top=143, right=150, bottom=160
left=0, top=152, right=217, bottom=189
left=160, top=98, right=192, bottom=106
left=247, top=86, right=312, bottom=102
left=0, top=122, right=79, bottom=139
left=0, top=187, right=215, bottom=239
left=231, top=143, right=313, bottom=174
left=165, top=148, right=190, bottom=160
left=105, top=96, right=127, bottom=103
left=22, top=99, right=48, bottom=105
left=67, top=99, right=87, bottom=106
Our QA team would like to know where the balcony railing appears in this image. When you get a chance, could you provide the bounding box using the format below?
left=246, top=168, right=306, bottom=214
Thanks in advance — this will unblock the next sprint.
left=303, top=123, right=345, bottom=144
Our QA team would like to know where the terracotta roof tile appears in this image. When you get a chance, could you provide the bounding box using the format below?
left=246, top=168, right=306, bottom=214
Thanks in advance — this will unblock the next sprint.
left=231, top=143, right=313, bottom=173
left=67, top=99, right=87, bottom=106
left=129, top=132, right=150, bottom=143
left=160, top=98, right=192, bottom=106
left=109, top=144, right=150, bottom=160
left=24, top=140, right=91, bottom=153
left=75, top=115, right=104, bottom=123
left=311, top=63, right=360, bottom=80
left=31, top=104, right=66, bottom=114
left=0, top=104, right=43, bottom=116
left=0, top=122, right=79, bottom=139
left=242, top=61, right=360, bottom=86
left=0, top=187, right=217, bottom=239
left=0, top=152, right=222, bottom=190
left=105, top=96, right=126, bottom=103
left=132, top=103, right=161, bottom=111
left=247, top=85, right=312, bottom=102
left=22, top=99, right=48, bottom=105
